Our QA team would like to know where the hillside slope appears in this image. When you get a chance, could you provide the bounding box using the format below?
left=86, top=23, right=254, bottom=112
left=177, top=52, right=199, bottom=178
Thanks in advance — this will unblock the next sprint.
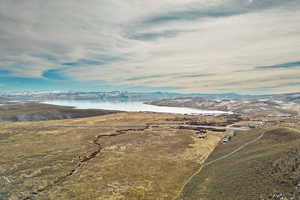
left=0, top=103, right=117, bottom=122
left=178, top=127, right=300, bottom=200
left=148, top=98, right=300, bottom=117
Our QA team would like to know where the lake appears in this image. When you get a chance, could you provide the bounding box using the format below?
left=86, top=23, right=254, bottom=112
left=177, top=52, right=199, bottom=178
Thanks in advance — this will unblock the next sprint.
left=43, top=100, right=230, bottom=115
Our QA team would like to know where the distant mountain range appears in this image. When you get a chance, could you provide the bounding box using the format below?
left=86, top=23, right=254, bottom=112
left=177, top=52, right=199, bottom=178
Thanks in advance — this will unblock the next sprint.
left=1, top=91, right=300, bottom=102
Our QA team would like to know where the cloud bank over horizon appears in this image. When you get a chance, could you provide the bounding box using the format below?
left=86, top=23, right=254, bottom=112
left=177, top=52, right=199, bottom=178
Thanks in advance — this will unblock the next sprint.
left=1, top=0, right=300, bottom=94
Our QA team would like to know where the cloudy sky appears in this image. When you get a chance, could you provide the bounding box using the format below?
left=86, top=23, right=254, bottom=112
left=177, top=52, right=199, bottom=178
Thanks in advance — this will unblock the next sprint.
left=0, top=0, right=300, bottom=94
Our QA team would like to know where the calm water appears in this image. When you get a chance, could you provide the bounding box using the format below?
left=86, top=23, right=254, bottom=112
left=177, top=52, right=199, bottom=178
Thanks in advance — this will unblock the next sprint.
left=43, top=100, right=230, bottom=115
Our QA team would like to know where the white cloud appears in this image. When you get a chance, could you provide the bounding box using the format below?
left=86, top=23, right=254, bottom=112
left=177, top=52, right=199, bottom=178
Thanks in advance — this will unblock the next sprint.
left=0, top=0, right=300, bottom=93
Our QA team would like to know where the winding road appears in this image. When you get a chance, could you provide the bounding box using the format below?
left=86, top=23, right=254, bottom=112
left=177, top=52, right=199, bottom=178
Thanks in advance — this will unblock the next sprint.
left=203, top=130, right=265, bottom=167
left=176, top=130, right=265, bottom=200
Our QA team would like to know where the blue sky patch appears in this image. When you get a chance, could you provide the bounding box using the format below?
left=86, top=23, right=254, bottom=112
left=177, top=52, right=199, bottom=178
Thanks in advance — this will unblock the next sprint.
left=256, top=61, right=300, bottom=69
left=143, top=8, right=237, bottom=25
left=63, top=59, right=106, bottom=66
left=0, top=76, right=180, bottom=92
left=128, top=30, right=194, bottom=41
left=0, top=69, right=11, bottom=76
left=62, top=57, right=122, bottom=67
left=43, top=69, right=67, bottom=80
left=142, top=0, right=293, bottom=25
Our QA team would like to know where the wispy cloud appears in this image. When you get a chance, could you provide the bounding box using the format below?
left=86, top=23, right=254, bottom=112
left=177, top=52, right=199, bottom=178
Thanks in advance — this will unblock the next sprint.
left=0, top=0, right=300, bottom=93
left=141, top=0, right=297, bottom=25
left=178, top=73, right=215, bottom=78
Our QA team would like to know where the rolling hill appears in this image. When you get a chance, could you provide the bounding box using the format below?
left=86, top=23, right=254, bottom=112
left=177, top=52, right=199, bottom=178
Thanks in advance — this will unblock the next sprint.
left=0, top=103, right=117, bottom=122
left=178, top=127, right=300, bottom=200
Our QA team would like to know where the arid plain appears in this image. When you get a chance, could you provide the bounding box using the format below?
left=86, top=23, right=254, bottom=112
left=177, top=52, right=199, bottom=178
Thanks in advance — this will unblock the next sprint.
left=1, top=111, right=225, bottom=200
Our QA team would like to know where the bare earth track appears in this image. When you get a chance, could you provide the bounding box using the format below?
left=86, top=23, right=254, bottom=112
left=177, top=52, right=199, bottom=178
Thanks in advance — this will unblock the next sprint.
left=175, top=128, right=261, bottom=200
left=203, top=131, right=265, bottom=167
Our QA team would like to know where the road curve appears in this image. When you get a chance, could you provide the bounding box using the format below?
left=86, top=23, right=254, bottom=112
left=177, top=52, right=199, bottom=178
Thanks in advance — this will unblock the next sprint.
left=203, top=131, right=265, bottom=167
left=176, top=130, right=265, bottom=200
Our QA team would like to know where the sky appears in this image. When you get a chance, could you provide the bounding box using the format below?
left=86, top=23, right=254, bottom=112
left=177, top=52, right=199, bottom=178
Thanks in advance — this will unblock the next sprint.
left=0, top=0, right=300, bottom=94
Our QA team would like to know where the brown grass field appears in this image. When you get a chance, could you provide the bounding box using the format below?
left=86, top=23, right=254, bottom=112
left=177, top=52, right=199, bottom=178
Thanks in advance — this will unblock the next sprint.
left=0, top=112, right=224, bottom=200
